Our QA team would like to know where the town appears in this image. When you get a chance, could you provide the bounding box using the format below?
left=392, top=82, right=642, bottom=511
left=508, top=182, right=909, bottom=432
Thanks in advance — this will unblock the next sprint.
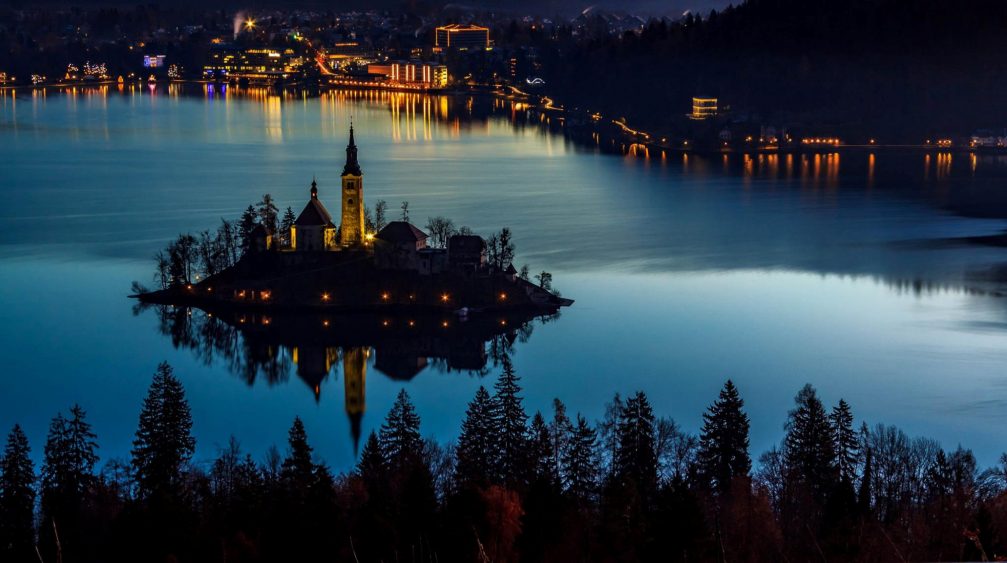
left=6, top=3, right=1007, bottom=154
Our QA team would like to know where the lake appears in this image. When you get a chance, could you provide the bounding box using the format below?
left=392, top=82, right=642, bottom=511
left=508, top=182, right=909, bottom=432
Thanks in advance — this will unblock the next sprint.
left=3, top=83, right=1007, bottom=471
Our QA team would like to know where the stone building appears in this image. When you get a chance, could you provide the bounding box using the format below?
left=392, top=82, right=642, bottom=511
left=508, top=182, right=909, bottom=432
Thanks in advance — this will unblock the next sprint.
left=291, top=179, right=337, bottom=252
left=340, top=125, right=366, bottom=246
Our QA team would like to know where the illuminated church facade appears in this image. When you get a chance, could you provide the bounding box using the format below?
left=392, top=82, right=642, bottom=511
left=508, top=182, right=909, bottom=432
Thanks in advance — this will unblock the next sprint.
left=289, top=125, right=367, bottom=252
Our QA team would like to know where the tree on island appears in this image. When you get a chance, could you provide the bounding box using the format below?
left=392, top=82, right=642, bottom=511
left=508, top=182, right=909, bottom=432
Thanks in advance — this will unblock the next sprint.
left=238, top=204, right=259, bottom=253
left=697, top=380, right=751, bottom=494
left=400, top=201, right=410, bottom=222
left=0, top=424, right=36, bottom=562
left=425, top=216, right=457, bottom=249
left=131, top=362, right=196, bottom=501
left=279, top=206, right=296, bottom=247
left=374, top=200, right=388, bottom=232
left=256, top=194, right=279, bottom=235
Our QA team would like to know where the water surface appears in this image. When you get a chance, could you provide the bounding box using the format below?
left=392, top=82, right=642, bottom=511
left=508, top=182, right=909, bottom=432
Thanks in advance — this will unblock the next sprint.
left=3, top=85, right=1007, bottom=469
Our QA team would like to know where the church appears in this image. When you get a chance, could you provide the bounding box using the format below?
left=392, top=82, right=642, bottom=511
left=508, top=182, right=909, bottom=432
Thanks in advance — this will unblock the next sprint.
left=289, top=124, right=366, bottom=251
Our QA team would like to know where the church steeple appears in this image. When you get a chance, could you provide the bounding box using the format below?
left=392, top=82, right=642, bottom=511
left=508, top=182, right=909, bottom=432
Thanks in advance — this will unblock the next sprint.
left=310, top=176, right=318, bottom=199
left=342, top=123, right=361, bottom=176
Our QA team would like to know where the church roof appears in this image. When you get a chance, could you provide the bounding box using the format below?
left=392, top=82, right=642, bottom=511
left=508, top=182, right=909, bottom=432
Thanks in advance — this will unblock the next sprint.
left=295, top=198, right=335, bottom=227
left=376, top=221, right=428, bottom=243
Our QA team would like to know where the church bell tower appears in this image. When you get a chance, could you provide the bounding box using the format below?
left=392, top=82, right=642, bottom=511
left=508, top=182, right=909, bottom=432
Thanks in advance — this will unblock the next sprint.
left=340, top=124, right=365, bottom=246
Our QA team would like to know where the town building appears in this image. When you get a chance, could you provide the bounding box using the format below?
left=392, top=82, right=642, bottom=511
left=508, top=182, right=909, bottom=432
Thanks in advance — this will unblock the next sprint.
left=434, top=24, right=490, bottom=51
left=202, top=46, right=302, bottom=81
left=366, top=61, right=448, bottom=88
left=691, top=97, right=718, bottom=120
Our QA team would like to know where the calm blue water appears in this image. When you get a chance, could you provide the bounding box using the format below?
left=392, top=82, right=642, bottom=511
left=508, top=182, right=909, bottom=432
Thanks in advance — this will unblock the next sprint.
left=3, top=84, right=1007, bottom=471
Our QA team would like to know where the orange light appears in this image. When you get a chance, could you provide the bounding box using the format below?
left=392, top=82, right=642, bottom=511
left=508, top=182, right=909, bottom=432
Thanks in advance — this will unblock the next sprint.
left=441, top=293, right=450, bottom=302
left=323, top=320, right=329, bottom=327
left=381, top=292, right=390, bottom=301
left=262, top=317, right=271, bottom=325
left=441, top=320, right=449, bottom=328
left=260, top=291, right=271, bottom=300
left=499, top=292, right=507, bottom=301
left=321, top=292, right=330, bottom=301
left=408, top=320, right=415, bottom=327
left=382, top=320, right=389, bottom=327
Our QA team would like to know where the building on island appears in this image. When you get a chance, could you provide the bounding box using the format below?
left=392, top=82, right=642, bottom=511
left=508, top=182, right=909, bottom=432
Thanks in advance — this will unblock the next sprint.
left=291, top=179, right=337, bottom=252
left=434, top=24, right=490, bottom=51
left=340, top=125, right=366, bottom=246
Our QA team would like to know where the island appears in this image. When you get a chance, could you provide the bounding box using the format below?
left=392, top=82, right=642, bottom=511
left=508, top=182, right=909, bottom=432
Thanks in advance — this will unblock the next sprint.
left=133, top=125, right=573, bottom=316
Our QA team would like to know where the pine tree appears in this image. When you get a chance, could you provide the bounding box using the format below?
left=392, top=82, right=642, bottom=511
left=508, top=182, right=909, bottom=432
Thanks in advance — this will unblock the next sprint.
left=528, top=412, right=557, bottom=486
left=697, top=380, right=751, bottom=493
left=40, top=405, right=98, bottom=560
left=0, top=424, right=36, bottom=561
left=563, top=414, right=599, bottom=501
left=378, top=389, right=423, bottom=472
left=280, top=417, right=317, bottom=495
left=356, top=431, right=385, bottom=483
left=238, top=205, right=259, bottom=253
left=857, top=423, right=872, bottom=513
left=549, top=399, right=574, bottom=486
left=491, top=355, right=529, bottom=486
left=257, top=194, right=279, bottom=234
left=830, top=399, right=858, bottom=484
left=614, top=391, right=658, bottom=495
left=131, top=362, right=196, bottom=499
left=455, top=386, right=497, bottom=487
left=279, top=206, right=296, bottom=247
left=784, top=384, right=837, bottom=503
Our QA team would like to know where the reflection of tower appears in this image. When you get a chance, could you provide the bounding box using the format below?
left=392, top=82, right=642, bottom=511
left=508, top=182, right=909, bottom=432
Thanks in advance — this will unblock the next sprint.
left=339, top=124, right=365, bottom=246
left=343, top=347, right=368, bottom=454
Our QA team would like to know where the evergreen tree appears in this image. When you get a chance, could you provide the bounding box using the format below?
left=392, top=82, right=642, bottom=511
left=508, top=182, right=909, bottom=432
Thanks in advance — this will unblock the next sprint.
left=356, top=431, right=385, bottom=483
left=279, top=206, right=296, bottom=247
left=0, top=424, right=35, bottom=561
left=528, top=412, right=557, bottom=485
left=131, top=362, right=196, bottom=499
left=784, top=384, right=836, bottom=503
left=857, top=423, right=872, bottom=513
left=491, top=355, right=529, bottom=486
left=697, top=380, right=751, bottom=493
left=40, top=405, right=98, bottom=561
left=830, top=399, right=858, bottom=484
left=257, top=193, right=279, bottom=234
left=455, top=386, right=497, bottom=487
left=238, top=205, right=259, bottom=253
left=613, top=391, right=658, bottom=495
left=378, top=389, right=423, bottom=472
left=563, top=414, right=599, bottom=501
left=549, top=399, right=574, bottom=486
left=280, top=417, right=315, bottom=492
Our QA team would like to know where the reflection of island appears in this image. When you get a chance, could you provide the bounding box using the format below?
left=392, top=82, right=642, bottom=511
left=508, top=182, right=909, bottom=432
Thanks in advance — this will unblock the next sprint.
left=137, top=301, right=555, bottom=451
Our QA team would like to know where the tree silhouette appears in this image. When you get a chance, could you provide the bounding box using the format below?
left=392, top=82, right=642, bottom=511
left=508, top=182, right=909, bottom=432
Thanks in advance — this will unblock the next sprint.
left=784, top=384, right=836, bottom=505
left=0, top=424, right=35, bottom=561
left=491, top=355, right=529, bottom=487
left=831, top=399, right=858, bottom=485
left=563, top=414, right=599, bottom=502
left=379, top=389, right=423, bottom=472
left=40, top=405, right=98, bottom=561
left=697, top=380, right=751, bottom=493
left=131, top=362, right=196, bottom=500
left=613, top=391, right=658, bottom=496
left=455, top=386, right=497, bottom=487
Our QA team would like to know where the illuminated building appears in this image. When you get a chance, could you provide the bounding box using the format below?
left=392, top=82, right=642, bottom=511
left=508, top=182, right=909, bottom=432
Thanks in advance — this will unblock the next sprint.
left=691, top=97, right=718, bottom=120
left=144, top=55, right=166, bottom=68
left=291, top=179, right=337, bottom=252
left=434, top=24, right=490, bottom=51
left=202, top=46, right=299, bottom=81
left=324, top=42, right=374, bottom=69
left=340, top=125, right=366, bottom=246
left=367, top=61, right=448, bottom=88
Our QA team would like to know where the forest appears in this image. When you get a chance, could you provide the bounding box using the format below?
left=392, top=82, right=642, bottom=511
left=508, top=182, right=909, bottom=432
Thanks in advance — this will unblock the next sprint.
left=3, top=357, right=1007, bottom=562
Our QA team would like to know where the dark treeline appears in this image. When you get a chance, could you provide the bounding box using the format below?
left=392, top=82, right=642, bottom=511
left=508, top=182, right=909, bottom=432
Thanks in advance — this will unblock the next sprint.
left=527, top=0, right=1007, bottom=141
left=6, top=360, right=1007, bottom=561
